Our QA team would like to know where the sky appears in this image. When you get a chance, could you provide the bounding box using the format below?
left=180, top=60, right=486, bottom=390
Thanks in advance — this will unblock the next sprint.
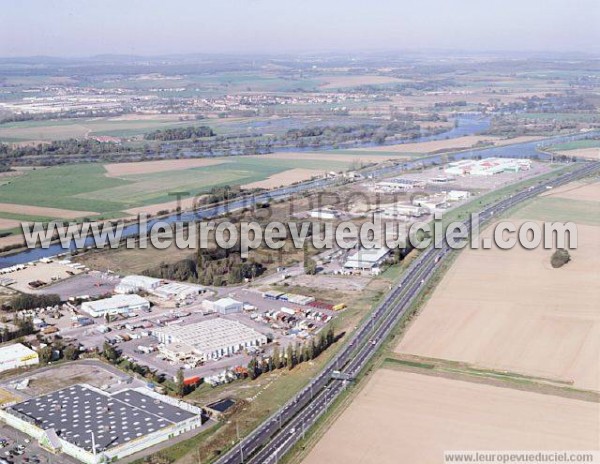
left=1, top=0, right=598, bottom=57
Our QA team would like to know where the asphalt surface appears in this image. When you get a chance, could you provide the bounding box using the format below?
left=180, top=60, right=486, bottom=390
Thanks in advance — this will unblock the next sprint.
left=214, top=160, right=600, bottom=464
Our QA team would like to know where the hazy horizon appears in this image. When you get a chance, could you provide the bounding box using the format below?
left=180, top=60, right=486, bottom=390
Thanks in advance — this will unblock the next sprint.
left=1, top=0, right=599, bottom=58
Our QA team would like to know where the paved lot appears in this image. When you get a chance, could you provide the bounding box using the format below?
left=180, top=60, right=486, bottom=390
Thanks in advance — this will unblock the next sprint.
left=0, top=422, right=79, bottom=464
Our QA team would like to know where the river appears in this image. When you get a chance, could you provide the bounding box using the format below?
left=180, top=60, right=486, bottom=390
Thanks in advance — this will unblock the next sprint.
left=1, top=117, right=597, bottom=268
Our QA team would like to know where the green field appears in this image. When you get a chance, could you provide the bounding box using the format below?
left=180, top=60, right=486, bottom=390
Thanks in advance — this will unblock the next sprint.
left=0, top=117, right=229, bottom=142
left=520, top=113, right=600, bottom=122
left=550, top=139, right=600, bottom=151
left=0, top=156, right=352, bottom=221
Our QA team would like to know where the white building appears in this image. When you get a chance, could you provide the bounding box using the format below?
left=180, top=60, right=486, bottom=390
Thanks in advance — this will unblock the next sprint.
left=445, top=157, right=532, bottom=177
left=447, top=190, right=471, bottom=201
left=153, top=282, right=204, bottom=300
left=154, top=318, right=267, bottom=362
left=115, top=275, right=161, bottom=294
left=81, top=294, right=150, bottom=318
left=214, top=297, right=243, bottom=315
left=376, top=204, right=429, bottom=219
left=309, top=208, right=339, bottom=220
left=344, top=247, right=390, bottom=270
left=0, top=343, right=39, bottom=373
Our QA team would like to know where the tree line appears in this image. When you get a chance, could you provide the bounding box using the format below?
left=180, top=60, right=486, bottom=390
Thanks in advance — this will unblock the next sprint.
left=144, top=126, right=215, bottom=141
left=247, top=326, right=337, bottom=380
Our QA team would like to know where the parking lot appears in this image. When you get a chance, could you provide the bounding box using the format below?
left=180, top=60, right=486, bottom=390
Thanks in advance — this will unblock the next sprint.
left=0, top=422, right=79, bottom=464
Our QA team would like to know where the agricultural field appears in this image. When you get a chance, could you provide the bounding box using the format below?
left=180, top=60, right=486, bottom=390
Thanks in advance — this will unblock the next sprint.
left=0, top=156, right=353, bottom=228
left=316, top=75, right=407, bottom=89
left=396, top=182, right=600, bottom=391
left=0, top=115, right=221, bottom=142
left=549, top=139, right=600, bottom=160
left=303, top=369, right=600, bottom=464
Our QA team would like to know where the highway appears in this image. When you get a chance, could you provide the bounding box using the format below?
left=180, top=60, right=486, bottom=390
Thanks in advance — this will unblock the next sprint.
left=215, top=160, right=600, bottom=464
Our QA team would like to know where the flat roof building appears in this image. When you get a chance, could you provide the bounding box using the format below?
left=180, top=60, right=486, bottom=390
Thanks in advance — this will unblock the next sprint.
left=344, top=247, right=390, bottom=270
left=214, top=297, right=243, bottom=315
left=81, top=294, right=150, bottom=318
left=153, top=282, right=204, bottom=300
left=115, top=275, right=161, bottom=294
left=1, top=384, right=203, bottom=464
left=154, top=317, right=267, bottom=362
left=0, top=343, right=39, bottom=373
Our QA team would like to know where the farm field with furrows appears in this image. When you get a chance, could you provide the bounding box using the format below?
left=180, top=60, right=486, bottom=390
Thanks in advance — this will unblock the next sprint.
left=396, top=181, right=600, bottom=391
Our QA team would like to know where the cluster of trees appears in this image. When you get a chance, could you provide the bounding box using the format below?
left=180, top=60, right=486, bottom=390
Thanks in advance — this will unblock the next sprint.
left=7, top=293, right=61, bottom=311
left=37, top=341, right=80, bottom=365
left=101, top=341, right=163, bottom=384
left=0, top=315, right=37, bottom=343
left=551, top=249, right=571, bottom=268
left=284, top=121, right=422, bottom=147
left=247, top=327, right=337, bottom=380
left=144, top=126, right=215, bottom=141
left=0, top=139, right=133, bottom=165
left=143, top=258, right=198, bottom=282
left=196, top=250, right=264, bottom=286
left=143, top=250, right=265, bottom=287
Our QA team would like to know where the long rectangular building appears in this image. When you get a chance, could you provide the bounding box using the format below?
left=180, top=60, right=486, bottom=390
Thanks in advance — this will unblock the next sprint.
left=0, top=343, right=39, bottom=373
left=81, top=294, right=150, bottom=318
left=1, top=384, right=203, bottom=464
left=154, top=317, right=267, bottom=362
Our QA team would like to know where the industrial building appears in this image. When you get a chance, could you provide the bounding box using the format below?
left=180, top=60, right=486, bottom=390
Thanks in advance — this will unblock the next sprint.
left=0, top=343, right=39, bottom=373
left=376, top=204, right=429, bottom=219
left=412, top=194, right=448, bottom=210
left=214, top=297, right=243, bottom=315
left=154, top=317, right=268, bottom=362
left=372, top=178, right=426, bottom=193
left=153, top=282, right=204, bottom=300
left=344, top=247, right=390, bottom=271
left=445, top=157, right=531, bottom=176
left=447, top=190, right=471, bottom=201
left=81, top=294, right=150, bottom=318
left=115, top=275, right=161, bottom=294
left=309, top=208, right=340, bottom=220
left=0, top=384, right=204, bottom=464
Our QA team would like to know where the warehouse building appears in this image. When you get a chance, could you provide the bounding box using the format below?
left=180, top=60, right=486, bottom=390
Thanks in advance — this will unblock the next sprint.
left=115, top=275, right=161, bottom=294
left=344, top=247, right=390, bottom=271
left=0, top=384, right=204, bottom=464
left=154, top=317, right=267, bottom=362
left=153, top=282, right=205, bottom=301
left=214, top=297, right=243, bottom=315
left=81, top=294, right=150, bottom=318
left=0, top=343, right=39, bottom=373
left=309, top=208, right=340, bottom=220
left=376, top=204, right=429, bottom=219
left=445, top=157, right=531, bottom=176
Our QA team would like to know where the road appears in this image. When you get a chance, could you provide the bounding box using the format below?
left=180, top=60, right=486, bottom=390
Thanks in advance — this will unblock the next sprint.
left=214, top=160, right=600, bottom=464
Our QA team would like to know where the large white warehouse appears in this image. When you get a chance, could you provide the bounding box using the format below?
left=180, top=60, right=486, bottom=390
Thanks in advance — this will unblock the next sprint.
left=344, top=247, right=390, bottom=270
left=214, top=297, right=243, bottom=315
left=154, top=317, right=267, bottom=362
left=0, top=343, right=39, bottom=373
left=81, top=294, right=150, bottom=318
left=115, top=275, right=161, bottom=294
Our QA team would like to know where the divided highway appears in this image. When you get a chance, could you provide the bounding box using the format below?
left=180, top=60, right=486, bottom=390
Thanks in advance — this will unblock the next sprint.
left=216, top=161, right=600, bottom=464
